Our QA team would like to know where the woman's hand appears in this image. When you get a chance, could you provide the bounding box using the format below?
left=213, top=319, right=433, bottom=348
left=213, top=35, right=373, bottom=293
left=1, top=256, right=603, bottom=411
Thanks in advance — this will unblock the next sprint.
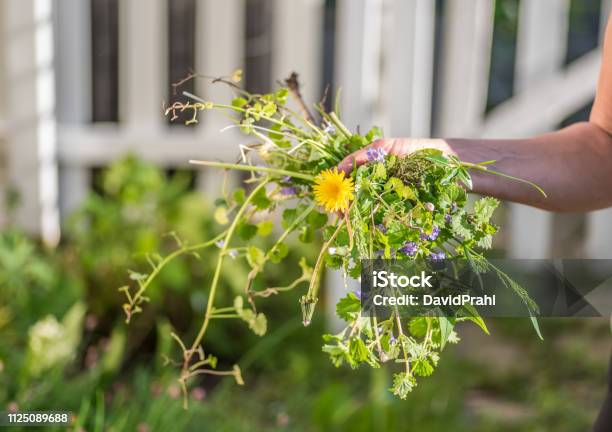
left=337, top=138, right=454, bottom=174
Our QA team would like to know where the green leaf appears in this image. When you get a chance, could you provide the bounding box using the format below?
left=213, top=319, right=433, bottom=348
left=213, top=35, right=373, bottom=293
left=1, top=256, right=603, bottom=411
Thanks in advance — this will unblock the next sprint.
left=336, top=292, right=361, bottom=321
left=409, top=318, right=428, bottom=338
left=250, top=313, right=267, bottom=336
left=214, top=206, right=229, bottom=225
left=373, top=163, right=387, bottom=180
left=252, top=187, right=272, bottom=210
left=530, top=312, right=544, bottom=341
left=307, top=211, right=328, bottom=229
left=385, top=177, right=416, bottom=201
left=281, top=208, right=297, bottom=229
left=269, top=242, right=288, bottom=264
left=349, top=338, right=370, bottom=364
left=299, top=226, right=314, bottom=243
left=236, top=220, right=258, bottom=241
left=246, top=246, right=265, bottom=269
left=473, top=197, right=499, bottom=224
left=438, top=316, right=455, bottom=350
left=460, top=303, right=490, bottom=335
left=233, top=188, right=246, bottom=205
left=412, top=359, right=434, bottom=377
left=231, top=97, right=248, bottom=108
left=256, top=221, right=274, bottom=237
left=390, top=372, right=416, bottom=399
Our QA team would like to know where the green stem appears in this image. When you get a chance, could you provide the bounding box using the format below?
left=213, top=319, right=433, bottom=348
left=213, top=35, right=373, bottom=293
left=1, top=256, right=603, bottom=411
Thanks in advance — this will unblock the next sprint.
left=329, top=112, right=352, bottom=138
left=183, top=91, right=310, bottom=138
left=128, top=231, right=228, bottom=313
left=185, top=181, right=269, bottom=368
left=463, top=162, right=547, bottom=198
left=189, top=160, right=314, bottom=181
left=306, top=218, right=346, bottom=301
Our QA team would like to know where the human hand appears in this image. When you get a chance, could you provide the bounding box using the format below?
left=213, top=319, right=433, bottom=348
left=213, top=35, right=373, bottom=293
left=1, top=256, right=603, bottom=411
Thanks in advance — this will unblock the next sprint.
left=337, top=138, right=454, bottom=174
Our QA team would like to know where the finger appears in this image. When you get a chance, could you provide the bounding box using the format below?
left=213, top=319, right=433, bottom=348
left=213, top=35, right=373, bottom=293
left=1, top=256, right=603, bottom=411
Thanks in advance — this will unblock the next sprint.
left=338, top=139, right=389, bottom=174
left=338, top=149, right=370, bottom=174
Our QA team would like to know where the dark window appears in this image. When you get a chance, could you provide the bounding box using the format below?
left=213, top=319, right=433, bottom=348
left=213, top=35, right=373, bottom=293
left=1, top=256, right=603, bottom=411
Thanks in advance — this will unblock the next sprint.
left=167, top=0, right=197, bottom=126
left=430, top=0, right=446, bottom=135
left=486, top=0, right=520, bottom=112
left=321, top=0, right=337, bottom=112
left=565, top=0, right=601, bottom=64
left=245, top=0, right=273, bottom=93
left=91, top=0, right=119, bottom=122
left=559, top=100, right=594, bottom=127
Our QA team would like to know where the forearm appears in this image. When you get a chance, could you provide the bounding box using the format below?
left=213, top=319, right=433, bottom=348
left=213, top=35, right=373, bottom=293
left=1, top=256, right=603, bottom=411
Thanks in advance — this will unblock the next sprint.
left=445, top=122, right=612, bottom=212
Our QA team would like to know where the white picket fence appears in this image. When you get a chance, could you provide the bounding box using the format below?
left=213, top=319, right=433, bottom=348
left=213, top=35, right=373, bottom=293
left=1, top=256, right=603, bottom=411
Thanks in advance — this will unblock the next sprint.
left=0, top=0, right=611, bottom=261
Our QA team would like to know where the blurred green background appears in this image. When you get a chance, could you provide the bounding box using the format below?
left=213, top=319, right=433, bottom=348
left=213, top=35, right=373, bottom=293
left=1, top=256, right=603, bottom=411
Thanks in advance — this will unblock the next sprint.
left=0, top=156, right=609, bottom=432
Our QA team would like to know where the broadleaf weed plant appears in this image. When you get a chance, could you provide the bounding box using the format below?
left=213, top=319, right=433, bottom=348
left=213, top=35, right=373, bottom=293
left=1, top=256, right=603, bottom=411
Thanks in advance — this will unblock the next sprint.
left=120, top=71, right=546, bottom=406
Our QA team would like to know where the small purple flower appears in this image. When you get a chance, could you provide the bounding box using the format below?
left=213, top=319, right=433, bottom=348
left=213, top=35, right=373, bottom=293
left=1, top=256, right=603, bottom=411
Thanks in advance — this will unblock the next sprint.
left=390, top=335, right=397, bottom=344
left=399, top=241, right=418, bottom=257
left=323, top=123, right=336, bottom=135
left=215, top=240, right=225, bottom=248
left=281, top=187, right=297, bottom=196
left=353, top=288, right=361, bottom=300
left=450, top=202, right=458, bottom=213
left=428, top=226, right=440, bottom=241
left=420, top=226, right=440, bottom=241
left=366, top=147, right=388, bottom=163
left=376, top=224, right=387, bottom=234
left=375, top=249, right=385, bottom=258
left=444, top=214, right=452, bottom=223
left=281, top=175, right=292, bottom=183
left=429, top=251, right=446, bottom=261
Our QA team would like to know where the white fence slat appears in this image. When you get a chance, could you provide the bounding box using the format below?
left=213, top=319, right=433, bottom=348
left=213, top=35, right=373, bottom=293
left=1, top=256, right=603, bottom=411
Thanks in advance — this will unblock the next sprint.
left=57, top=125, right=241, bottom=165
left=59, top=165, right=91, bottom=219
left=335, top=0, right=384, bottom=130
left=506, top=0, right=570, bottom=259
left=515, top=0, right=569, bottom=94
left=585, top=0, right=612, bottom=258
left=586, top=209, right=612, bottom=258
left=437, top=0, right=494, bottom=136
left=480, top=51, right=601, bottom=138
left=54, top=0, right=92, bottom=123
left=273, top=0, right=324, bottom=106
left=198, top=0, right=245, bottom=130
left=119, top=0, right=166, bottom=131
left=2, top=0, right=60, bottom=245
left=385, top=0, right=435, bottom=137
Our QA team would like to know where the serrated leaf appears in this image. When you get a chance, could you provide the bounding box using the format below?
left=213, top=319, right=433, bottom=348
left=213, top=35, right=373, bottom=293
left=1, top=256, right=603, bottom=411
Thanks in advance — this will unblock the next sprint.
left=473, top=197, right=499, bottom=224
left=336, top=292, right=361, bottom=321
left=412, top=359, right=434, bottom=377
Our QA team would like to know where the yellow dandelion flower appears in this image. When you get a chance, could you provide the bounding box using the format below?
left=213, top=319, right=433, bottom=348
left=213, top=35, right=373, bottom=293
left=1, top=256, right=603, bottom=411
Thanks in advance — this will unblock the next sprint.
left=313, top=168, right=355, bottom=212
